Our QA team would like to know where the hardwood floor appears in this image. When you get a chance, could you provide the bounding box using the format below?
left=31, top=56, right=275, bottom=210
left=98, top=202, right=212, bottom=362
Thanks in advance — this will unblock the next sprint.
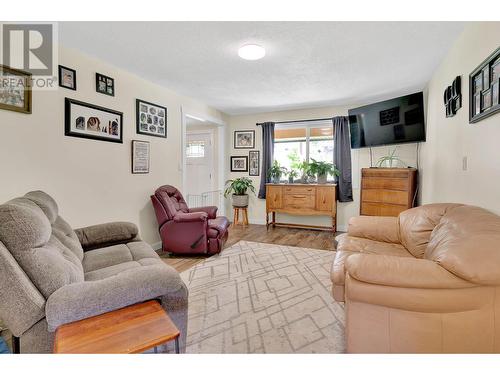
left=161, top=224, right=340, bottom=272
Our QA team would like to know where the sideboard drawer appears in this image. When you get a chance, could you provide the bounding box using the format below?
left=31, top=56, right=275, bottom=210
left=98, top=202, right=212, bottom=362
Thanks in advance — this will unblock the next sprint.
left=284, top=194, right=315, bottom=209
left=284, top=186, right=315, bottom=195
left=362, top=189, right=409, bottom=206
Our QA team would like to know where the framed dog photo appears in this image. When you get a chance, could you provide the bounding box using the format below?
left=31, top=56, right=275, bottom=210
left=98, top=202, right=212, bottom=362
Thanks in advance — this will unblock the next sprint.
left=230, top=156, right=248, bottom=172
left=0, top=65, right=32, bottom=114
left=234, top=130, right=255, bottom=149
left=136, top=99, right=167, bottom=138
left=96, top=73, right=115, bottom=96
left=249, top=150, right=260, bottom=176
left=64, top=98, right=123, bottom=143
left=131, top=140, right=150, bottom=174
left=58, top=65, right=76, bottom=91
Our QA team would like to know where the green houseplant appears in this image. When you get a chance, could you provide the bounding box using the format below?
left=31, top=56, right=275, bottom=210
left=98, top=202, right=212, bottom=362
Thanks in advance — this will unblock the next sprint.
left=224, top=177, right=256, bottom=207
left=309, top=158, right=340, bottom=184
left=268, top=161, right=288, bottom=184
left=288, top=169, right=299, bottom=183
left=376, top=148, right=406, bottom=168
left=296, top=161, right=312, bottom=183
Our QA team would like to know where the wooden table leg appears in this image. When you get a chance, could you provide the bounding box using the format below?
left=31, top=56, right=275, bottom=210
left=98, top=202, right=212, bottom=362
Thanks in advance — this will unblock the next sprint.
left=243, top=208, right=249, bottom=226
left=266, top=211, right=269, bottom=229
left=174, top=336, right=180, bottom=354
left=272, top=212, right=276, bottom=228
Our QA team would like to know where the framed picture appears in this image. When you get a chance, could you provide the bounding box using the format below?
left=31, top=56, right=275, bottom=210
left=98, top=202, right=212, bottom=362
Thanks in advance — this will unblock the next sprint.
left=234, top=130, right=255, bottom=149
left=482, top=88, right=492, bottom=110
left=131, top=140, right=150, bottom=174
left=0, top=65, right=32, bottom=114
left=64, top=98, right=123, bottom=143
left=136, top=99, right=167, bottom=138
left=96, top=73, right=114, bottom=96
left=248, top=150, right=260, bottom=176
left=58, top=65, right=76, bottom=91
left=230, top=156, right=248, bottom=172
left=469, top=47, right=500, bottom=123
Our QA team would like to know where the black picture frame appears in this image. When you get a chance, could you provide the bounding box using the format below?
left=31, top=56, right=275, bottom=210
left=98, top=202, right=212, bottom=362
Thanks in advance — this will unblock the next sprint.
left=249, top=150, right=260, bottom=176
left=96, top=73, right=115, bottom=96
left=131, top=140, right=150, bottom=174
left=469, top=47, right=500, bottom=123
left=230, top=156, right=248, bottom=172
left=444, top=76, right=462, bottom=118
left=64, top=98, right=123, bottom=143
left=58, top=65, right=76, bottom=91
left=234, top=130, right=255, bottom=149
left=136, top=99, right=167, bottom=138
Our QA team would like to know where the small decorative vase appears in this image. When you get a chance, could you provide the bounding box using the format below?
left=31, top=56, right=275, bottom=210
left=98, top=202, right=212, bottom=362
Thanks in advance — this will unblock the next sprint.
left=288, top=175, right=295, bottom=184
left=317, top=174, right=328, bottom=184
left=232, top=194, right=249, bottom=207
left=272, top=175, right=281, bottom=184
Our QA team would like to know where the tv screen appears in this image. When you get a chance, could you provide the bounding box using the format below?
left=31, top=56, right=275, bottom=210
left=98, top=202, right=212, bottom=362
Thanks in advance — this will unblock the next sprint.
left=348, top=92, right=426, bottom=149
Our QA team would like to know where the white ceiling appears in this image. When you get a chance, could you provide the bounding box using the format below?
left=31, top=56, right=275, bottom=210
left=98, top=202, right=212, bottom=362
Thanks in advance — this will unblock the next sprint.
left=59, top=22, right=465, bottom=115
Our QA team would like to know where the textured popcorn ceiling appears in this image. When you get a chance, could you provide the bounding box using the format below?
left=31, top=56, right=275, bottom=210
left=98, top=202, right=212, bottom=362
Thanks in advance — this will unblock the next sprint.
left=60, top=22, right=465, bottom=115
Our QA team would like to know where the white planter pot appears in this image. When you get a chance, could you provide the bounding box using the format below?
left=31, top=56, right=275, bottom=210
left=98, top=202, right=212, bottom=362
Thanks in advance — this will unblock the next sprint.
left=232, top=194, right=249, bottom=207
left=317, top=174, right=328, bottom=184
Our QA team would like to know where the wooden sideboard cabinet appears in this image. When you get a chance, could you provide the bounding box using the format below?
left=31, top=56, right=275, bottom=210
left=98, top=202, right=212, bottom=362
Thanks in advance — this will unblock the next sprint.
left=360, top=168, right=418, bottom=217
left=265, top=183, right=337, bottom=232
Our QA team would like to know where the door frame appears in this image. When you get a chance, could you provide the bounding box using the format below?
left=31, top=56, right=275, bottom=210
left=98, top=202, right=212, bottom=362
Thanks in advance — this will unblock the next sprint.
left=181, top=107, right=226, bottom=215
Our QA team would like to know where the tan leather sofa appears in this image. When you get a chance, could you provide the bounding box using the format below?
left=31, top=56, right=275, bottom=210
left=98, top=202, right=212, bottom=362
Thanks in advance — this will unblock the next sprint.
left=332, top=203, right=500, bottom=353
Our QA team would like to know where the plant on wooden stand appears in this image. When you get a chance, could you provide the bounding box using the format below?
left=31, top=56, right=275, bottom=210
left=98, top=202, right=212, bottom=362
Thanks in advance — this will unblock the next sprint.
left=224, top=177, right=256, bottom=207
left=308, top=158, right=340, bottom=184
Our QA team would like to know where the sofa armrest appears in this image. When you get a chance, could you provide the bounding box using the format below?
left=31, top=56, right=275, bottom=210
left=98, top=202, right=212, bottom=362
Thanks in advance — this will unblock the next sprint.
left=345, top=254, right=473, bottom=289
left=173, top=212, right=208, bottom=223
left=75, top=222, right=139, bottom=251
left=189, top=206, right=217, bottom=219
left=348, top=216, right=400, bottom=244
left=45, top=263, right=185, bottom=332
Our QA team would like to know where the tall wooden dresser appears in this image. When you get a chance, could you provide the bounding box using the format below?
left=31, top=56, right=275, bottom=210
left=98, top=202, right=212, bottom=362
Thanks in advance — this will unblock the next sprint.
left=360, top=168, right=418, bottom=217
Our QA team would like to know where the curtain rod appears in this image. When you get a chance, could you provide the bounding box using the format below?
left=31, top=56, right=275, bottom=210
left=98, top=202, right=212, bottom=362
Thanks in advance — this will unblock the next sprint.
left=256, top=117, right=334, bottom=126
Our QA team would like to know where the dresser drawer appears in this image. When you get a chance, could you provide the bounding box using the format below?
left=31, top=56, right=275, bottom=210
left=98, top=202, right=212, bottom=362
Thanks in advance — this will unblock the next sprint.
left=284, top=186, right=315, bottom=195
left=362, top=189, right=409, bottom=206
left=362, top=177, right=408, bottom=191
left=283, top=194, right=315, bottom=209
left=361, top=202, right=407, bottom=217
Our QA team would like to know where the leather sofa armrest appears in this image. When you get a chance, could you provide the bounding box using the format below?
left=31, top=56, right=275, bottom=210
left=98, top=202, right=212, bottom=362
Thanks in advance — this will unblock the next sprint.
left=173, top=212, right=208, bottom=223
left=348, top=216, right=400, bottom=244
left=75, top=222, right=139, bottom=251
left=45, top=263, right=186, bottom=332
left=345, top=254, right=473, bottom=289
left=189, top=206, right=218, bottom=219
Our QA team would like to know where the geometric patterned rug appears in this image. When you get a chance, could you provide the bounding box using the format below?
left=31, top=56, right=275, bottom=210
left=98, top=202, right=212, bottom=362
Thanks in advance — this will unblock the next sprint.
left=180, top=241, right=345, bottom=353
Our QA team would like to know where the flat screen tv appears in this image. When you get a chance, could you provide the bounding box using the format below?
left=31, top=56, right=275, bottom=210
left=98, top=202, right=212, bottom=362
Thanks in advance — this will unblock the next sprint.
left=348, top=92, right=426, bottom=149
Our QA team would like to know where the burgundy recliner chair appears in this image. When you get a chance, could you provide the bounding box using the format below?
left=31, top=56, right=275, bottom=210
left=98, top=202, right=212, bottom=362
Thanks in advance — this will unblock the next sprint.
left=151, top=185, right=229, bottom=255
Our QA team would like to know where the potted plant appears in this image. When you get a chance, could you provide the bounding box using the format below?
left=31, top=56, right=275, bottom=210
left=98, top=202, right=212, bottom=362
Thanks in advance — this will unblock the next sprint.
left=268, top=161, right=288, bottom=184
left=288, top=169, right=299, bottom=183
left=309, top=158, right=340, bottom=184
left=224, top=177, right=256, bottom=207
left=297, top=161, right=313, bottom=183
left=376, top=147, right=406, bottom=168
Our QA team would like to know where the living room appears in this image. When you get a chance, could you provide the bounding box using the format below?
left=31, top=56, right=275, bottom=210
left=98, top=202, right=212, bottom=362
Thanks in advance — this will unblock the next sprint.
left=1, top=1, right=500, bottom=372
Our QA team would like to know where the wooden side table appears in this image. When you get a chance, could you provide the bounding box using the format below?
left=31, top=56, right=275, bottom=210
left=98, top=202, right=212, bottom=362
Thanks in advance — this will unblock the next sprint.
left=54, top=300, right=180, bottom=354
left=233, top=206, right=248, bottom=226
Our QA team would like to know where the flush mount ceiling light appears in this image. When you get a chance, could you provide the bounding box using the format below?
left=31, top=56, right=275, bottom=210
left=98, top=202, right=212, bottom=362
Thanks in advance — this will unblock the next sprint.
left=238, top=44, right=266, bottom=60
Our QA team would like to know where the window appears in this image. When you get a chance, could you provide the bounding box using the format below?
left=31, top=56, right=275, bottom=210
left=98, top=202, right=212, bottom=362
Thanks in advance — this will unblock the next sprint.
left=274, top=120, right=334, bottom=180
left=186, top=140, right=205, bottom=158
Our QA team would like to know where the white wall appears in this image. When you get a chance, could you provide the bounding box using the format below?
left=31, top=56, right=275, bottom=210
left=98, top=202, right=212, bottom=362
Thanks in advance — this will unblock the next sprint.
left=0, top=45, right=225, bottom=246
left=226, top=106, right=420, bottom=231
left=420, top=22, right=500, bottom=213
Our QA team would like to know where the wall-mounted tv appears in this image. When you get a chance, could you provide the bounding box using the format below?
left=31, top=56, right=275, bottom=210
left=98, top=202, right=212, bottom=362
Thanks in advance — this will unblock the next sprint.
left=348, top=92, right=426, bottom=149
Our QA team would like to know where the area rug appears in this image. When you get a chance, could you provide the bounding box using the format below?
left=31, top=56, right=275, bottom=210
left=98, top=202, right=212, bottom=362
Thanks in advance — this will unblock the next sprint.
left=180, top=241, right=345, bottom=353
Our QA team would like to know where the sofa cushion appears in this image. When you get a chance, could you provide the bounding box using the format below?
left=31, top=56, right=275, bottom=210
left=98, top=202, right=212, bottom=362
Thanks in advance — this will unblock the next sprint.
left=399, top=203, right=463, bottom=258
left=83, top=241, right=160, bottom=273
left=426, top=205, right=500, bottom=285
left=332, top=234, right=413, bottom=301
left=208, top=217, right=229, bottom=238
left=0, top=196, right=84, bottom=298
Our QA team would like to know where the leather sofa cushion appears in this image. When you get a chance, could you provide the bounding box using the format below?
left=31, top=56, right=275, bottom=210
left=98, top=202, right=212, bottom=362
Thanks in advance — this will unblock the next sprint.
left=399, top=203, right=463, bottom=258
left=208, top=217, right=230, bottom=238
left=426, top=205, right=500, bottom=285
left=333, top=234, right=412, bottom=288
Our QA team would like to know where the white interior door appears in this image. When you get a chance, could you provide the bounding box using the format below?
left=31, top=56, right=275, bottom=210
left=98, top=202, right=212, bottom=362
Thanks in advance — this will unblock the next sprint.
left=186, top=132, right=214, bottom=199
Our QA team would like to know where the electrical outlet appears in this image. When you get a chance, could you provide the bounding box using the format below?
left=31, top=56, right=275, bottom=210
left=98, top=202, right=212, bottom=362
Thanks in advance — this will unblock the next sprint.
left=462, top=156, right=468, bottom=171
